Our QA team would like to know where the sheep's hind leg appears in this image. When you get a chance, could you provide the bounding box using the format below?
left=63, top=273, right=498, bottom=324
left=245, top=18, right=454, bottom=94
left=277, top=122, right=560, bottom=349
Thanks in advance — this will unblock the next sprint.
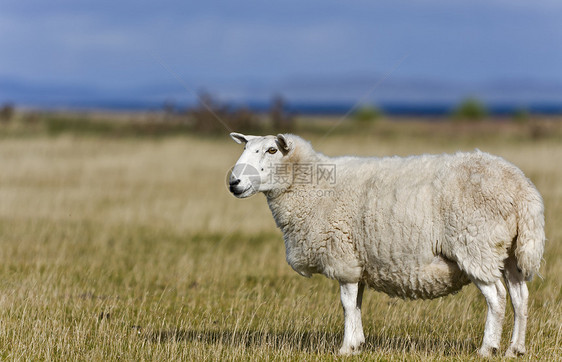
left=339, top=281, right=365, bottom=355
left=503, top=256, right=528, bottom=357
left=473, top=278, right=507, bottom=357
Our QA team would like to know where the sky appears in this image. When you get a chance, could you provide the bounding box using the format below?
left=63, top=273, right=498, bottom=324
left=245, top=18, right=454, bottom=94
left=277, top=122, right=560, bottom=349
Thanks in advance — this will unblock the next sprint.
left=1, top=0, right=562, bottom=106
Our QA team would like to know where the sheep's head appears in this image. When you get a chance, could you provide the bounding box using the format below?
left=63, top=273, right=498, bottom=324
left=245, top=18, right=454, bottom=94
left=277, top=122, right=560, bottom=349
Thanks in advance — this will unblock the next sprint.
left=228, top=132, right=293, bottom=198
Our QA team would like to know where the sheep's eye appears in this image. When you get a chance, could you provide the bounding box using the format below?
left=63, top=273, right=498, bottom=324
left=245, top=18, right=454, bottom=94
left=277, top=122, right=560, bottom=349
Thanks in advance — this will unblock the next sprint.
left=267, top=147, right=277, bottom=154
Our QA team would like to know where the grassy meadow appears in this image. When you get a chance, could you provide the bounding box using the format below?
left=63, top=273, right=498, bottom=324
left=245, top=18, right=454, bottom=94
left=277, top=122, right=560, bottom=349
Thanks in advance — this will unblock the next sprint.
left=0, top=116, right=561, bottom=360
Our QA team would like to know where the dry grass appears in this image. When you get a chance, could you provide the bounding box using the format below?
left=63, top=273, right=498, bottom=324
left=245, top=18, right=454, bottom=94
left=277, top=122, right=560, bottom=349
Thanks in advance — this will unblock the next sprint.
left=0, top=122, right=561, bottom=360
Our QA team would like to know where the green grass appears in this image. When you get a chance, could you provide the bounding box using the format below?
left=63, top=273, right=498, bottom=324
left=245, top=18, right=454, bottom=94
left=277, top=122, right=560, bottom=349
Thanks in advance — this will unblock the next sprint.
left=0, top=119, right=561, bottom=360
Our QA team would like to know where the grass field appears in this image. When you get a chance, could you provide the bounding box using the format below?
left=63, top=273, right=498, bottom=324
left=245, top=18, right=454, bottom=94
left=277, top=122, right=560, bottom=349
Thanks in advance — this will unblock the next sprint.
left=0, top=118, right=561, bottom=360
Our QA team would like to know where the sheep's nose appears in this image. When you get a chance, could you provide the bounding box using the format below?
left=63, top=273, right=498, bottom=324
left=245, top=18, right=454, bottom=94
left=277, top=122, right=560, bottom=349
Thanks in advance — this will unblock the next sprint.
left=229, top=178, right=241, bottom=187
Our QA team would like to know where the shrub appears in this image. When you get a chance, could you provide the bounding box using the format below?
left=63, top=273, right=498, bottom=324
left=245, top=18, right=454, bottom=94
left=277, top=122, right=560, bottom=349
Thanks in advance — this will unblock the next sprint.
left=270, top=95, right=294, bottom=133
left=189, top=92, right=261, bottom=134
left=0, top=103, right=15, bottom=123
left=353, top=105, right=382, bottom=123
left=453, top=98, right=488, bottom=121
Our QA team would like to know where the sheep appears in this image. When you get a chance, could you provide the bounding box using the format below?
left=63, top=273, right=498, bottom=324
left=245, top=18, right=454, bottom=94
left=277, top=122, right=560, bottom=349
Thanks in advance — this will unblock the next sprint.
left=228, top=132, right=545, bottom=357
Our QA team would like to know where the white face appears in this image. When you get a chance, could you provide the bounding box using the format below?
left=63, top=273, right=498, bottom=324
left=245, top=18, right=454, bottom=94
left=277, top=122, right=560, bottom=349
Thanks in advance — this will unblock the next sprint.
left=228, top=133, right=290, bottom=198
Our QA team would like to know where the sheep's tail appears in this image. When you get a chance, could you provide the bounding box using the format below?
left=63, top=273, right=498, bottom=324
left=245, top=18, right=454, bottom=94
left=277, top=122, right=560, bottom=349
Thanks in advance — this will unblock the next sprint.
left=514, top=181, right=546, bottom=281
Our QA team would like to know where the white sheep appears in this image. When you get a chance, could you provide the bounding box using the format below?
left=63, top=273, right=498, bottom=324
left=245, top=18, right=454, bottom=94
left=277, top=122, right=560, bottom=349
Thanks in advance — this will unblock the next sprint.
left=228, top=132, right=545, bottom=357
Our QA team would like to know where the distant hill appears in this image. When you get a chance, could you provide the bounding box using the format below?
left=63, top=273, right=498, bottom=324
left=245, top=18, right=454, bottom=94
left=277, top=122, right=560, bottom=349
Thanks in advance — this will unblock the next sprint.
left=1, top=75, right=561, bottom=115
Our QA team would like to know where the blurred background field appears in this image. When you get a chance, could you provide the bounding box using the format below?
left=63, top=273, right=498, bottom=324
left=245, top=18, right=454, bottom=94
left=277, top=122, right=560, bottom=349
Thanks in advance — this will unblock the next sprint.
left=0, top=114, right=561, bottom=360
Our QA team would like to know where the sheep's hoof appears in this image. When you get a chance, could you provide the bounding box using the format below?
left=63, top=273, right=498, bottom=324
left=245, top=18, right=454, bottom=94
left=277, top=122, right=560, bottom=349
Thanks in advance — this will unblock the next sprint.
left=339, top=345, right=362, bottom=355
left=478, top=346, right=499, bottom=358
left=505, top=345, right=525, bottom=358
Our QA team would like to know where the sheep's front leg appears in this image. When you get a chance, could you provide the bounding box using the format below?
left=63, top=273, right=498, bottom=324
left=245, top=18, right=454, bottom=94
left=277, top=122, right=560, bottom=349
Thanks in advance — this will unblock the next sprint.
left=339, top=281, right=365, bottom=355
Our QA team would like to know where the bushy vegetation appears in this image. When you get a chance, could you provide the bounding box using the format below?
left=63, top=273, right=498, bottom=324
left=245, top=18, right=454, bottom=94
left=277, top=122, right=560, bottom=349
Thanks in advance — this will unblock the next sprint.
left=453, top=97, right=488, bottom=121
left=270, top=95, right=295, bottom=133
left=188, top=93, right=261, bottom=134
left=353, top=104, right=382, bottom=123
left=0, top=103, right=15, bottom=123
left=0, top=95, right=298, bottom=138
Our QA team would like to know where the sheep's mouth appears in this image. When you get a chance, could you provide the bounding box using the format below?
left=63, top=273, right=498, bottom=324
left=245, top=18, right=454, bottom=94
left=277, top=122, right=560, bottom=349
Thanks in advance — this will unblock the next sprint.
left=231, top=186, right=251, bottom=197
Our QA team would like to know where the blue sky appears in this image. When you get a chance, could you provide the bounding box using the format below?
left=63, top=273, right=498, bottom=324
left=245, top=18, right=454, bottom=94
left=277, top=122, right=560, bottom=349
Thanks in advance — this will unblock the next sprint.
left=1, top=0, right=562, bottom=105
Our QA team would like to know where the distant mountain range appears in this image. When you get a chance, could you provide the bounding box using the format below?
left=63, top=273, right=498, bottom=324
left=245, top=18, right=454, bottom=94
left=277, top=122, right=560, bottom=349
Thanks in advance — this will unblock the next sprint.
left=1, top=75, right=562, bottom=115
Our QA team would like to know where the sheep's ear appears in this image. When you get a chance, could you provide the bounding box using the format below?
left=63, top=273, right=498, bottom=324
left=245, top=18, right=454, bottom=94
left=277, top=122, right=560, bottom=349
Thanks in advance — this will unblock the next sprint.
left=276, top=134, right=291, bottom=154
left=230, top=132, right=259, bottom=144
left=230, top=132, right=249, bottom=144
